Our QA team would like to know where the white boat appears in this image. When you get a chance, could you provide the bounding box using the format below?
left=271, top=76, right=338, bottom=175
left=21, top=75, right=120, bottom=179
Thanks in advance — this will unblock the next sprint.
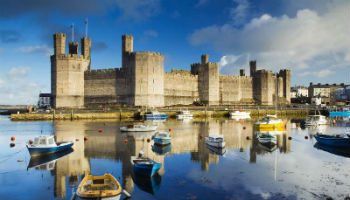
left=305, top=115, right=328, bottom=126
left=120, top=124, right=158, bottom=132
left=229, top=111, right=250, bottom=118
left=257, top=133, right=277, bottom=146
left=205, top=135, right=225, bottom=148
left=144, top=111, right=168, bottom=120
left=152, top=131, right=171, bottom=145
left=26, top=135, right=74, bottom=157
left=176, top=110, right=193, bottom=120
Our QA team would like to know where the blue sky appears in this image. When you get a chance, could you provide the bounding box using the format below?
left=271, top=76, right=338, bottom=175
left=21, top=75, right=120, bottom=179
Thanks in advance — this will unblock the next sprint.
left=0, top=0, right=349, bottom=104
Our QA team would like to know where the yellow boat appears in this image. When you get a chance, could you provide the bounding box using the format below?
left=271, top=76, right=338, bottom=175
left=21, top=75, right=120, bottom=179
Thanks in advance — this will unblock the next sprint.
left=77, top=173, right=122, bottom=200
left=255, top=114, right=286, bottom=131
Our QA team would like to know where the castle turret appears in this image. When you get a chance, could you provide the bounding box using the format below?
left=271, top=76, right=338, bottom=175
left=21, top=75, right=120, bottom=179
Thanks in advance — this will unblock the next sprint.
left=279, top=69, right=291, bottom=103
left=54, top=33, right=66, bottom=55
left=122, top=35, right=133, bottom=68
left=240, top=69, right=245, bottom=76
left=81, top=37, right=91, bottom=70
left=69, top=42, right=78, bottom=55
left=250, top=60, right=256, bottom=77
left=201, top=54, right=209, bottom=64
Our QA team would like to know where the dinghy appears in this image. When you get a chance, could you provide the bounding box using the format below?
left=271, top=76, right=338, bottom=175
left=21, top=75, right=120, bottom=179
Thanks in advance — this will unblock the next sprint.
left=131, top=155, right=161, bottom=177
left=255, top=115, right=285, bottom=131
left=152, top=131, right=171, bottom=146
left=120, top=124, right=157, bottom=132
left=205, top=135, right=225, bottom=148
left=257, top=133, right=277, bottom=146
left=76, top=173, right=122, bottom=200
left=26, top=135, right=73, bottom=157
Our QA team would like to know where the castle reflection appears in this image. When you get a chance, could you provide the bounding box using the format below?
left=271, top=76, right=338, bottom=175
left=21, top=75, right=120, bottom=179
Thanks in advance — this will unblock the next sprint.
left=50, top=119, right=291, bottom=198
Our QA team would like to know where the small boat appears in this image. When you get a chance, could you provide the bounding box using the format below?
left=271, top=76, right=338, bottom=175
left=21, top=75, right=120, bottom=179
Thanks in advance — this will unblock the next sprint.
left=229, top=111, right=250, bottom=118
left=314, top=133, right=350, bottom=148
left=305, top=115, right=328, bottom=126
left=152, top=144, right=172, bottom=155
left=144, top=111, right=168, bottom=120
left=152, top=131, right=171, bottom=146
left=258, top=142, right=277, bottom=152
left=76, top=173, right=122, bottom=200
left=176, top=110, right=193, bottom=120
left=26, top=135, right=74, bottom=157
left=120, top=124, right=157, bottom=132
left=27, top=148, right=73, bottom=170
left=206, top=144, right=226, bottom=155
left=131, top=156, right=162, bottom=177
left=314, top=143, right=350, bottom=158
left=257, top=133, right=277, bottom=146
left=255, top=115, right=285, bottom=131
left=205, top=135, right=225, bottom=148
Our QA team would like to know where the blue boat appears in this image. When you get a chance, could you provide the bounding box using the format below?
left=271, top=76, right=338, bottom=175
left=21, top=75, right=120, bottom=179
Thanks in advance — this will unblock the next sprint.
left=314, top=134, right=350, bottom=148
left=144, top=111, right=168, bottom=120
left=314, top=143, right=350, bottom=158
left=26, top=135, right=74, bottom=157
left=131, top=156, right=162, bottom=177
left=152, top=131, right=171, bottom=146
left=152, top=144, right=171, bottom=155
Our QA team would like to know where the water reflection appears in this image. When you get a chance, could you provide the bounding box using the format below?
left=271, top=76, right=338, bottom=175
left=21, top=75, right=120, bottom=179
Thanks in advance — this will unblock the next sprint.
left=27, top=148, right=73, bottom=170
left=1, top=116, right=350, bottom=199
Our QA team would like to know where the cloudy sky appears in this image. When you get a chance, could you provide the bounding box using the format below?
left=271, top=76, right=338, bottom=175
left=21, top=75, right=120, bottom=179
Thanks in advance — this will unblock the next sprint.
left=0, top=0, right=349, bottom=104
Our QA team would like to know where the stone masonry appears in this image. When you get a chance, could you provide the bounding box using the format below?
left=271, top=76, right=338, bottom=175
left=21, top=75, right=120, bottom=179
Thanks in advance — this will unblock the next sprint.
left=51, top=33, right=291, bottom=108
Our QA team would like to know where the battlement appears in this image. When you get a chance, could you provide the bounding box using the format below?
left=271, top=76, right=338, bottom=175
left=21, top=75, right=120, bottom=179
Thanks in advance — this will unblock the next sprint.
left=131, top=51, right=163, bottom=56
left=220, top=75, right=252, bottom=81
left=52, top=54, right=89, bottom=61
left=166, top=69, right=198, bottom=79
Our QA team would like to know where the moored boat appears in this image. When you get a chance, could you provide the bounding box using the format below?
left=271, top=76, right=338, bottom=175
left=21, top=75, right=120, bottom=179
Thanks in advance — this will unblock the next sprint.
left=76, top=173, right=122, bottom=200
left=26, top=135, right=74, bottom=157
left=305, top=115, right=328, bottom=126
left=206, top=144, right=226, bottom=155
left=144, top=111, right=168, bottom=120
left=229, top=111, right=250, bottom=118
left=152, top=131, right=171, bottom=146
left=255, top=115, right=285, bottom=131
left=257, top=133, right=277, bottom=146
left=205, top=135, right=225, bottom=148
left=120, top=124, right=157, bottom=132
left=176, top=110, right=193, bottom=120
left=131, top=156, right=162, bottom=177
left=27, top=148, right=73, bottom=170
left=314, top=133, right=350, bottom=148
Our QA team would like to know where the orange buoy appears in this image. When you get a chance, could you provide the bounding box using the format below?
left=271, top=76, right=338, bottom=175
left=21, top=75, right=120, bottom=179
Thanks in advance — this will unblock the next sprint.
left=169, top=128, right=172, bottom=132
left=147, top=138, right=151, bottom=143
left=98, top=129, right=103, bottom=133
left=10, top=136, right=15, bottom=141
left=243, top=126, right=246, bottom=130
left=246, top=136, right=250, bottom=140
left=84, top=137, right=88, bottom=141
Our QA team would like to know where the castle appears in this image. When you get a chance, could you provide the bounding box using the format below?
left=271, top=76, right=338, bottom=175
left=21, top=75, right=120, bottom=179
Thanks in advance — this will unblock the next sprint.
left=51, top=33, right=291, bottom=108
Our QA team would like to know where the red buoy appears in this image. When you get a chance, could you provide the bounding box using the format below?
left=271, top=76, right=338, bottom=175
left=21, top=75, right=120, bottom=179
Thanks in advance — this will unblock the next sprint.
left=147, top=138, right=151, bottom=143
left=10, top=136, right=15, bottom=141
left=288, top=136, right=292, bottom=140
left=169, top=128, right=172, bottom=132
left=98, top=129, right=103, bottom=133
left=246, top=136, right=250, bottom=140
left=124, top=139, right=128, bottom=144
left=29, top=140, right=33, bottom=144
left=84, top=137, right=88, bottom=141
left=243, top=127, right=246, bottom=130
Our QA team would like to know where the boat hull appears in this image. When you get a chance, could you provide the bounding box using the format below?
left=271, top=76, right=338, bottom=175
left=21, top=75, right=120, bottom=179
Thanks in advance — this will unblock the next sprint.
left=255, top=123, right=285, bottom=131
left=76, top=195, right=121, bottom=200
left=145, top=115, right=168, bottom=120
left=329, top=111, right=350, bottom=118
left=205, top=140, right=225, bottom=148
left=27, top=142, right=74, bottom=157
left=133, top=162, right=161, bottom=177
left=314, top=135, right=350, bottom=148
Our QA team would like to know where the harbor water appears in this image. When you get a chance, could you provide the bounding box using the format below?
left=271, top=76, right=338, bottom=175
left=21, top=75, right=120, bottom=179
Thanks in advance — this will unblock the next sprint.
left=0, top=115, right=350, bottom=199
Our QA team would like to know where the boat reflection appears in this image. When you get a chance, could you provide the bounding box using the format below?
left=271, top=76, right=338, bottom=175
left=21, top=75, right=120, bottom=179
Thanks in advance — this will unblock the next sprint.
left=27, top=148, right=73, bottom=170
left=257, top=143, right=277, bottom=153
left=206, top=144, right=226, bottom=155
left=152, top=144, right=171, bottom=155
left=132, top=173, right=161, bottom=195
left=314, top=143, right=350, bottom=158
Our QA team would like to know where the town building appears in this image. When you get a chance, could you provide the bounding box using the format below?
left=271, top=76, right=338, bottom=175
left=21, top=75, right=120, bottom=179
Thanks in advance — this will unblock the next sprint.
left=51, top=33, right=291, bottom=108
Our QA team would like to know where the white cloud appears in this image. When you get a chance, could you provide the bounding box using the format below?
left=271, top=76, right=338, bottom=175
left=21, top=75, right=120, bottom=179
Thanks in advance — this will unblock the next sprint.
left=17, top=45, right=52, bottom=55
left=230, top=0, right=250, bottom=25
left=0, top=67, right=43, bottom=105
left=189, top=2, right=350, bottom=82
left=298, top=69, right=335, bottom=78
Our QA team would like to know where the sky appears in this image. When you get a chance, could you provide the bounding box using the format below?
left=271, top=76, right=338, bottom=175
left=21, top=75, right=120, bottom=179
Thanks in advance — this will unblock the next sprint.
left=0, top=0, right=349, bottom=104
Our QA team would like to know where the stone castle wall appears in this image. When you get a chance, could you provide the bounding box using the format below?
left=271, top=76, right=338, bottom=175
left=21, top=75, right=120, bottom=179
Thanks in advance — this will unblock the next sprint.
left=164, top=70, right=199, bottom=106
left=219, top=76, right=254, bottom=104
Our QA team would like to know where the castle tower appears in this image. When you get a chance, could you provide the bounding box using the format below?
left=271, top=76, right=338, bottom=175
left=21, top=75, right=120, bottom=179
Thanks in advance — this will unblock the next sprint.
left=198, top=54, right=220, bottom=105
left=240, top=69, right=245, bottom=76
left=279, top=69, right=291, bottom=103
left=252, top=69, right=274, bottom=105
left=51, top=33, right=90, bottom=108
left=54, top=33, right=66, bottom=55
left=122, top=35, right=133, bottom=68
left=81, top=37, right=91, bottom=70
left=250, top=60, right=256, bottom=77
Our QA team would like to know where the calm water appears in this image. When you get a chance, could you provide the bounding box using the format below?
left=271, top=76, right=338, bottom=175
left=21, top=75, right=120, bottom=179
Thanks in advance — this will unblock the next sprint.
left=0, top=115, right=350, bottom=200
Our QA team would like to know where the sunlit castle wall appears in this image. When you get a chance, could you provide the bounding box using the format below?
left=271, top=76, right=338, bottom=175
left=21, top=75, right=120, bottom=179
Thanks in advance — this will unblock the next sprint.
left=219, top=75, right=254, bottom=105
left=164, top=70, right=199, bottom=106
